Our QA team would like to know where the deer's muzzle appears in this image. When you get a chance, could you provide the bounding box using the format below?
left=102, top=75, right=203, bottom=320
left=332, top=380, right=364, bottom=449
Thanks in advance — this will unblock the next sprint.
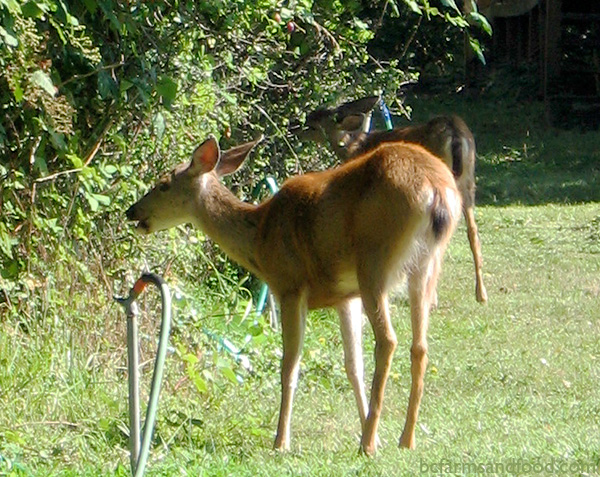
left=126, top=204, right=151, bottom=234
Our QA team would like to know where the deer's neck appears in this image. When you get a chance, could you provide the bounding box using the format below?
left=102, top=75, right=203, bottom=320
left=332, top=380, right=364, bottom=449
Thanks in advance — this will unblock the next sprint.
left=345, top=129, right=413, bottom=160
left=194, top=174, right=262, bottom=277
left=341, top=132, right=369, bottom=160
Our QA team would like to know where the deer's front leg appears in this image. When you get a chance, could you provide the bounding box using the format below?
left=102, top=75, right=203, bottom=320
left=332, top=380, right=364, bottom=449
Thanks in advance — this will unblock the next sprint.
left=274, top=292, right=307, bottom=451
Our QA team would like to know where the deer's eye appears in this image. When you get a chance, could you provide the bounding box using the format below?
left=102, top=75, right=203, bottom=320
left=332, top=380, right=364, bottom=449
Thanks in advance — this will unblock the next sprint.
left=159, top=181, right=170, bottom=192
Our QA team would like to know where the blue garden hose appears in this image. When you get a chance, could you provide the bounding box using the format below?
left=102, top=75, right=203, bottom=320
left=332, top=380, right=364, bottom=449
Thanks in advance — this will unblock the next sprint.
left=115, top=273, right=172, bottom=477
left=379, top=98, right=394, bottom=131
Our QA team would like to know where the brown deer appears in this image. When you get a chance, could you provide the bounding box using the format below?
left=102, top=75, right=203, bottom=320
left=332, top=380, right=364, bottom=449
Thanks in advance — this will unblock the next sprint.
left=296, top=96, right=488, bottom=304
left=126, top=135, right=462, bottom=455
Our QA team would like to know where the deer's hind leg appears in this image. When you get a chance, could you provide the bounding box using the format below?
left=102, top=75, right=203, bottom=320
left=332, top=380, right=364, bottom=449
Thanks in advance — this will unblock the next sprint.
left=464, top=203, right=487, bottom=303
left=399, top=230, right=453, bottom=449
left=356, top=256, right=398, bottom=456
left=461, top=182, right=487, bottom=304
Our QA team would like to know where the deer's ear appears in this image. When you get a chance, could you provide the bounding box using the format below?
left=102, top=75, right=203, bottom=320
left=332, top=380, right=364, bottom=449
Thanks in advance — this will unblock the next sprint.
left=216, top=135, right=263, bottom=177
left=336, top=96, right=380, bottom=118
left=190, top=136, right=220, bottom=175
left=338, top=113, right=367, bottom=132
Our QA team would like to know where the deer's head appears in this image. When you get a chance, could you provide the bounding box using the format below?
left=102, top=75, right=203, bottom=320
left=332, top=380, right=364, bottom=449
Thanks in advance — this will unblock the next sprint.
left=126, top=136, right=262, bottom=234
left=293, top=96, right=380, bottom=158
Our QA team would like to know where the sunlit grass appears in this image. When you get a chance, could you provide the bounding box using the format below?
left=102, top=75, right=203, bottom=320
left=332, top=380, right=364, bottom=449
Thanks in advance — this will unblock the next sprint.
left=2, top=94, right=600, bottom=475
left=2, top=202, right=599, bottom=475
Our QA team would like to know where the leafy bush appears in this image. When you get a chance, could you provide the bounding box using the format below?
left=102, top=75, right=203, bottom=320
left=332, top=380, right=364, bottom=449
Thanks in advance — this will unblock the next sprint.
left=0, top=0, right=483, bottom=351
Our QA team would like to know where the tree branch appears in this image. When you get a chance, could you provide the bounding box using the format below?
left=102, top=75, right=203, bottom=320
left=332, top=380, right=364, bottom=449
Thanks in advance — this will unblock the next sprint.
left=253, top=104, right=300, bottom=172
left=57, top=62, right=125, bottom=89
left=34, top=118, right=114, bottom=184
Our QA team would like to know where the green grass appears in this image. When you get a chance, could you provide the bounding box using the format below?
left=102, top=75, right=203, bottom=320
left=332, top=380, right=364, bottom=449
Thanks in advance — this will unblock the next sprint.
left=2, top=96, right=600, bottom=475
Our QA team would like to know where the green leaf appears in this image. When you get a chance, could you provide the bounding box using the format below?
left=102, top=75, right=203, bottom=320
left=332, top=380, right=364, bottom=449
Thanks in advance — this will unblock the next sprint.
left=440, top=0, right=461, bottom=14
left=1, top=260, right=19, bottom=279
left=279, top=7, right=293, bottom=21
left=30, top=70, right=56, bottom=97
left=444, top=13, right=469, bottom=28
left=156, top=76, right=178, bottom=106
left=111, top=133, right=127, bottom=152
left=48, top=128, right=66, bottom=151
left=0, top=26, right=19, bottom=47
left=468, top=36, right=486, bottom=65
left=192, top=375, right=207, bottom=394
left=120, top=79, right=133, bottom=92
left=67, top=153, right=84, bottom=168
left=249, top=322, right=264, bottom=337
left=48, top=17, right=67, bottom=44
left=86, top=194, right=99, bottom=212
left=34, top=155, right=48, bottom=175
left=92, top=193, right=111, bottom=206
left=221, top=91, right=237, bottom=105
left=12, top=179, right=25, bottom=190
left=98, top=71, right=118, bottom=100
left=21, top=1, right=45, bottom=18
left=403, top=0, right=422, bottom=15
left=0, top=0, right=21, bottom=14
left=13, top=82, right=23, bottom=102
left=353, top=18, right=370, bottom=30
left=153, top=112, right=166, bottom=139
left=425, top=6, right=440, bottom=18
left=469, top=11, right=493, bottom=36
left=58, top=0, right=79, bottom=26
left=0, top=224, right=16, bottom=259
left=2, top=430, right=26, bottom=445
left=219, top=366, right=239, bottom=384
left=82, top=0, right=97, bottom=14
left=44, top=218, right=62, bottom=234
left=182, top=353, right=199, bottom=365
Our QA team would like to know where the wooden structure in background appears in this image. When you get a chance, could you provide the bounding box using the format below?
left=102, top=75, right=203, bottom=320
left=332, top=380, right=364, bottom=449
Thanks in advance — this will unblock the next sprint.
left=470, top=0, right=599, bottom=127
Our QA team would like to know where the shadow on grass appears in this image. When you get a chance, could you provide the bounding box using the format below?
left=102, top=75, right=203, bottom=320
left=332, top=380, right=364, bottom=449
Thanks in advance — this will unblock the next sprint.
left=475, top=138, right=600, bottom=206
left=403, top=92, right=600, bottom=206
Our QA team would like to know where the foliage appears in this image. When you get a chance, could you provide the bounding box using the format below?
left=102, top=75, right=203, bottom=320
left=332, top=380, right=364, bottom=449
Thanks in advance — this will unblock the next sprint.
left=364, top=0, right=491, bottom=82
left=0, top=0, right=483, bottom=326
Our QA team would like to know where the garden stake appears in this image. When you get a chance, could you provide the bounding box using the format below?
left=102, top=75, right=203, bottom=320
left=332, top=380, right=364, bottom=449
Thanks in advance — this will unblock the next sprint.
left=115, top=273, right=172, bottom=477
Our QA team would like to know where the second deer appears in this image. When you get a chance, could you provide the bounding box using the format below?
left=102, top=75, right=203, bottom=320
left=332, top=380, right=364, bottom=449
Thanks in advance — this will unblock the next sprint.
left=296, top=96, right=488, bottom=304
left=126, top=135, right=462, bottom=455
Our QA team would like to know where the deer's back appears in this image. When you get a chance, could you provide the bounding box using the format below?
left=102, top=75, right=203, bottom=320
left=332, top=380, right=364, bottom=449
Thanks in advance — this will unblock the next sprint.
left=254, top=141, right=459, bottom=308
left=348, top=115, right=474, bottom=179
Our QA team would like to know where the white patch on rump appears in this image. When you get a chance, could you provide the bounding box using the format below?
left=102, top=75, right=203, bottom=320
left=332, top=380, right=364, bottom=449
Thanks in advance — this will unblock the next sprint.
left=445, top=186, right=462, bottom=219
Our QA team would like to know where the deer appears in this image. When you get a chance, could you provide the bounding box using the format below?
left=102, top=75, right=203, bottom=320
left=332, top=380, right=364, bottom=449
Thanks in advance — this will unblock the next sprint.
left=295, top=96, right=488, bottom=304
left=126, top=134, right=462, bottom=455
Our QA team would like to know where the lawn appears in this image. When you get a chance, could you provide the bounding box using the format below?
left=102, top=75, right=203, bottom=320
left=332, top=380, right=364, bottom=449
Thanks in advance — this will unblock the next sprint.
left=1, top=95, right=599, bottom=476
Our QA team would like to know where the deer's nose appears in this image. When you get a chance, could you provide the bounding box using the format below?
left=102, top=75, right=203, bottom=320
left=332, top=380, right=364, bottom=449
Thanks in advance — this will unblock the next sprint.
left=288, top=120, right=305, bottom=135
left=125, top=205, right=136, bottom=220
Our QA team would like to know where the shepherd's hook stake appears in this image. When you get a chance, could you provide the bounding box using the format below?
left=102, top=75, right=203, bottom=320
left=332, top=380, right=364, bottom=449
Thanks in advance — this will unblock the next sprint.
left=115, top=273, right=172, bottom=477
